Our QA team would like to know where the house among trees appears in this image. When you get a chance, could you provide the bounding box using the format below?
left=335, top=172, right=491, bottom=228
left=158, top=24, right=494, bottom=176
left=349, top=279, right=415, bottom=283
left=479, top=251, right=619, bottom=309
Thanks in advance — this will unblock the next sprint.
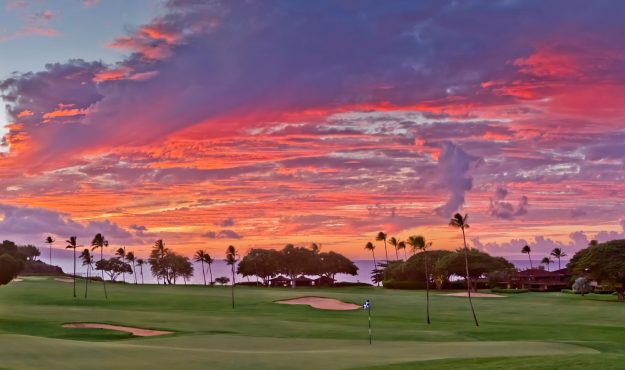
left=313, top=276, right=335, bottom=286
left=501, top=268, right=571, bottom=291
left=269, top=275, right=291, bottom=287
left=294, top=275, right=314, bottom=287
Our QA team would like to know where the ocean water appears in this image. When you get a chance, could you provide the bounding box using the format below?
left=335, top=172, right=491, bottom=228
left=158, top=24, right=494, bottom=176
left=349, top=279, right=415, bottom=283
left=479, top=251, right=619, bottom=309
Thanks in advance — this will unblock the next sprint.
left=33, top=248, right=569, bottom=285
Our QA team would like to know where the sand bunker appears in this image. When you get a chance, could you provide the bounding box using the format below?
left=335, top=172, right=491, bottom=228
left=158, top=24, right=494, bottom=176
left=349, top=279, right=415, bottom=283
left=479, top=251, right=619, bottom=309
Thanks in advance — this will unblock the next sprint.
left=63, top=323, right=172, bottom=336
left=443, top=292, right=505, bottom=298
left=13, top=278, right=23, bottom=282
left=55, top=278, right=74, bottom=283
left=276, top=297, right=360, bottom=310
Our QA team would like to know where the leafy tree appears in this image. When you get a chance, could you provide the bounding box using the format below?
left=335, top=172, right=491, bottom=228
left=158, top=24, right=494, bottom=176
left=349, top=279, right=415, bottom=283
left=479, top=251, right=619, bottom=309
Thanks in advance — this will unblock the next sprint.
left=126, top=251, right=137, bottom=284
left=376, top=232, right=389, bottom=263
left=45, top=236, right=54, bottom=265
left=95, top=258, right=132, bottom=282
left=568, top=239, right=625, bottom=301
left=318, top=251, right=358, bottom=281
left=215, top=276, right=230, bottom=285
left=521, top=245, right=533, bottom=269
left=0, top=254, right=22, bottom=286
left=66, top=236, right=78, bottom=298
left=436, top=248, right=513, bottom=286
left=279, top=244, right=316, bottom=287
left=17, top=245, right=40, bottom=261
left=550, top=248, right=567, bottom=270
left=80, top=249, right=94, bottom=298
left=572, top=277, right=592, bottom=295
left=91, top=233, right=108, bottom=299
left=237, top=248, right=280, bottom=285
left=448, top=213, right=479, bottom=327
left=225, top=246, right=238, bottom=308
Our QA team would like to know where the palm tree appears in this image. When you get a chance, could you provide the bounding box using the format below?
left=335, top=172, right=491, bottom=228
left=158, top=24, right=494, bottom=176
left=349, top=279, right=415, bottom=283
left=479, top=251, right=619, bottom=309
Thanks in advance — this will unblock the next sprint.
left=225, top=245, right=238, bottom=309
left=541, top=257, right=553, bottom=271
left=136, top=259, right=145, bottom=284
left=388, top=237, right=400, bottom=260
left=194, top=250, right=208, bottom=286
left=45, top=236, right=55, bottom=265
left=66, top=236, right=78, bottom=298
left=116, top=247, right=127, bottom=283
left=397, top=241, right=407, bottom=260
left=376, top=232, right=389, bottom=262
left=80, top=249, right=93, bottom=298
left=550, top=248, right=567, bottom=270
left=204, top=253, right=214, bottom=286
left=407, top=235, right=432, bottom=324
left=364, top=241, right=379, bottom=286
left=154, top=239, right=168, bottom=285
left=126, top=251, right=137, bottom=284
left=91, top=233, right=108, bottom=299
left=449, top=213, right=479, bottom=327
left=521, top=245, right=533, bottom=269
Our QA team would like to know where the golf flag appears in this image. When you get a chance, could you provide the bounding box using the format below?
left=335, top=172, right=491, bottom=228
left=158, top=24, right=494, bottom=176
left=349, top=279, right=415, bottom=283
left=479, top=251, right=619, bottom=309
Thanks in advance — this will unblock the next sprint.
left=363, top=299, right=370, bottom=310
left=363, top=299, right=372, bottom=344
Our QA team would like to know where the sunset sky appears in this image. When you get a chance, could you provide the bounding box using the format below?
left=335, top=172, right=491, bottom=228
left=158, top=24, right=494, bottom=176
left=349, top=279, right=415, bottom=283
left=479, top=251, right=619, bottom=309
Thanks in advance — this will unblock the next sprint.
left=2, top=0, right=625, bottom=260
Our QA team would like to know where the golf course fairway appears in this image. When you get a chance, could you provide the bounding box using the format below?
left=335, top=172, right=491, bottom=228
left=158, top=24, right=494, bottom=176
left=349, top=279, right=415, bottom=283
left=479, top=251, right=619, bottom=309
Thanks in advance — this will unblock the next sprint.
left=1, top=277, right=624, bottom=369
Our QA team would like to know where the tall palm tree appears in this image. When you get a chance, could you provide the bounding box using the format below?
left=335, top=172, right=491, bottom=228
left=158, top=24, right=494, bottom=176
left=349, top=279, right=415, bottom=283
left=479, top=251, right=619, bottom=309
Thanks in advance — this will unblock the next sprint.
left=376, top=232, right=389, bottom=263
left=397, top=240, right=407, bottom=260
left=154, top=239, right=168, bottom=285
left=550, top=248, right=567, bottom=270
left=66, top=236, right=78, bottom=298
left=45, top=236, right=55, bottom=266
left=126, top=251, right=137, bottom=284
left=91, top=233, right=108, bottom=299
left=541, top=257, right=553, bottom=271
left=194, top=250, right=208, bottom=286
left=364, top=241, right=379, bottom=286
left=80, top=249, right=93, bottom=298
left=204, top=253, right=214, bottom=286
left=136, top=259, right=145, bottom=284
left=449, top=213, right=479, bottom=327
left=225, top=245, right=238, bottom=309
left=116, top=247, right=127, bottom=283
left=407, top=235, right=432, bottom=324
left=521, top=245, right=533, bottom=269
left=388, top=237, right=400, bottom=260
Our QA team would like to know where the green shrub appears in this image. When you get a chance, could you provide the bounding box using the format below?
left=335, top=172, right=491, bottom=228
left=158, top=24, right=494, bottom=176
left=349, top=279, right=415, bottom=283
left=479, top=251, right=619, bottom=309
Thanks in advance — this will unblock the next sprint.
left=561, top=289, right=580, bottom=294
left=383, top=280, right=425, bottom=290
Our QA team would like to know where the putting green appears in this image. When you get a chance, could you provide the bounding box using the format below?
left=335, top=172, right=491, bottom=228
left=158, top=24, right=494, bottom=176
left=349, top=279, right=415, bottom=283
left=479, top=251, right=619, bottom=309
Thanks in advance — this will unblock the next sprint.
left=1, top=277, right=622, bottom=369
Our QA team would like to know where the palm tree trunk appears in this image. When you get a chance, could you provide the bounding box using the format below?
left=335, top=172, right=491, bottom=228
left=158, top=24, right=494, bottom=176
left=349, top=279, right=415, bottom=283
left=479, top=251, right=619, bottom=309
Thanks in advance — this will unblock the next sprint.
left=528, top=254, right=533, bottom=270
left=208, top=263, right=213, bottom=286
left=231, top=265, right=235, bottom=309
left=140, top=266, right=144, bottom=284
left=403, top=248, right=407, bottom=260
left=371, top=250, right=379, bottom=286
left=383, top=240, right=389, bottom=263
left=424, top=252, right=430, bottom=324
left=85, top=264, right=89, bottom=298
left=101, top=248, right=108, bottom=299
left=395, top=247, right=399, bottom=260
left=201, top=260, right=206, bottom=286
left=461, top=227, right=479, bottom=327
left=133, top=262, right=137, bottom=284
left=49, top=243, right=52, bottom=265
left=73, top=248, right=76, bottom=298
left=557, top=257, right=561, bottom=270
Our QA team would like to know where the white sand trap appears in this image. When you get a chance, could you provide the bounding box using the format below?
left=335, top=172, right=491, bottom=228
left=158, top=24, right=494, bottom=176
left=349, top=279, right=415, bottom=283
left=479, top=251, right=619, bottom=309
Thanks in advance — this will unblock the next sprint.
left=443, top=292, right=505, bottom=298
left=62, top=323, right=173, bottom=336
left=13, top=278, right=23, bottom=282
left=276, top=296, right=360, bottom=310
left=55, top=278, right=74, bottom=283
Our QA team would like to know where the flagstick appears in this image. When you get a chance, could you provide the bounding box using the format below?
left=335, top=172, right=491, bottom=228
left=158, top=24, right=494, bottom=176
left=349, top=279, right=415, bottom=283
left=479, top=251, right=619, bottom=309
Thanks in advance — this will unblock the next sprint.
left=367, top=299, right=372, bottom=344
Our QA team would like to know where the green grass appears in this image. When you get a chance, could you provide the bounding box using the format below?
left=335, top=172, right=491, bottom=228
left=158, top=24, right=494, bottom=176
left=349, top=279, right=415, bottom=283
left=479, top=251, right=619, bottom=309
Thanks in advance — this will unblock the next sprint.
left=0, top=277, right=623, bottom=369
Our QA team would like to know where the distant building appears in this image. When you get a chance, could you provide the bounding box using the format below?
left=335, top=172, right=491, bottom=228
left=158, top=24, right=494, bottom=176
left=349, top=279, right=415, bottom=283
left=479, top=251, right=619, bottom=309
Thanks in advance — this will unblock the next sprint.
left=269, top=275, right=291, bottom=287
left=313, top=276, right=335, bottom=286
left=501, top=268, right=571, bottom=291
left=294, top=275, right=314, bottom=287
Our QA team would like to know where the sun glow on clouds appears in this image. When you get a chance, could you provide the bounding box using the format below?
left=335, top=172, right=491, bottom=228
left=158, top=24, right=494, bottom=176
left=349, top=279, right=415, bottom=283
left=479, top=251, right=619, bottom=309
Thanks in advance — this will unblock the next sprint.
left=1, top=1, right=625, bottom=258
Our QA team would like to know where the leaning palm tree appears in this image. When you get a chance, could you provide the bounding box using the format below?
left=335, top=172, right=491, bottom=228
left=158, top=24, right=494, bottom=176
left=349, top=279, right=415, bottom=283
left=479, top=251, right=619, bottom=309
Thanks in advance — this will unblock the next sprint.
left=364, top=241, right=379, bottom=286
left=45, top=236, right=55, bottom=265
left=550, top=248, right=567, bottom=270
left=376, top=232, right=389, bottom=263
left=388, top=237, right=400, bottom=260
left=397, top=240, right=407, bottom=260
left=407, top=235, right=432, bottom=324
left=115, top=247, right=127, bottom=283
left=541, top=257, right=553, bottom=271
left=449, top=213, right=479, bottom=327
left=225, top=245, right=238, bottom=309
left=66, top=236, right=78, bottom=298
left=521, top=245, right=533, bottom=269
left=204, top=253, right=214, bottom=285
left=126, top=251, right=137, bottom=284
left=194, top=250, right=209, bottom=286
left=136, top=259, right=145, bottom=284
left=91, top=233, right=108, bottom=299
left=80, top=249, right=93, bottom=298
